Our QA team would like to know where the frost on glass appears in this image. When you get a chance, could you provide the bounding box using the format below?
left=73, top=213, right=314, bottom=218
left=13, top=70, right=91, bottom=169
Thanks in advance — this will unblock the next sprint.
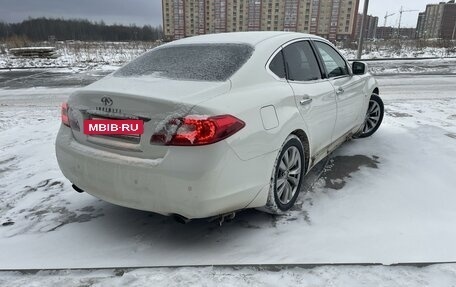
left=114, top=43, right=254, bottom=82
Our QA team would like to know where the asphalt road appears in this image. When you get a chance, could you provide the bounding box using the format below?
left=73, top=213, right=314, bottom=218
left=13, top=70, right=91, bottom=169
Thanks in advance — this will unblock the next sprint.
left=1, top=69, right=455, bottom=102
left=1, top=71, right=455, bottom=115
left=0, top=69, right=112, bottom=89
left=376, top=74, right=456, bottom=101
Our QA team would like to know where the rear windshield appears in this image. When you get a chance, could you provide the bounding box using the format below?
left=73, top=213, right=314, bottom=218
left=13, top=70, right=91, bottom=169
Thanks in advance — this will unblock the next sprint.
left=114, top=43, right=254, bottom=82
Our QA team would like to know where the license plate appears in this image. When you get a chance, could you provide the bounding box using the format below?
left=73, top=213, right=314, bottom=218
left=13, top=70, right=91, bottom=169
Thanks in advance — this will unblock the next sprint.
left=83, top=119, right=144, bottom=135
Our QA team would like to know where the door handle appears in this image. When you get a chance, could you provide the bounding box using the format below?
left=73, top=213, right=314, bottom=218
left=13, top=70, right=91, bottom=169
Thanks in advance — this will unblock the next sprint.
left=336, top=87, right=345, bottom=95
left=299, top=97, right=313, bottom=105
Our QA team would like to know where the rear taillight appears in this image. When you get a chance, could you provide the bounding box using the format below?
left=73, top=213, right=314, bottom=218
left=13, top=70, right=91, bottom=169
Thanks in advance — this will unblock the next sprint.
left=151, top=115, right=245, bottom=146
left=61, top=102, right=70, bottom=127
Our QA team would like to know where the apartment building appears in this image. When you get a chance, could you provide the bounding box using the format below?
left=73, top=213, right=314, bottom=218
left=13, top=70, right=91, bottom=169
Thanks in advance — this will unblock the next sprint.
left=440, top=1, right=456, bottom=39
left=416, top=0, right=456, bottom=39
left=416, top=12, right=426, bottom=38
left=355, top=13, right=378, bottom=39
left=162, top=0, right=360, bottom=41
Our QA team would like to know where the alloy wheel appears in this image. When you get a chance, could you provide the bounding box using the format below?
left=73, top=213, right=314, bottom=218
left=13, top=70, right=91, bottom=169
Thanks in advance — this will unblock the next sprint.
left=276, top=146, right=302, bottom=205
left=362, top=99, right=381, bottom=135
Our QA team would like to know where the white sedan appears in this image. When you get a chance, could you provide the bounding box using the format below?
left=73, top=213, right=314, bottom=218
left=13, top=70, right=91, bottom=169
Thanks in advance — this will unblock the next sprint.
left=56, top=32, right=383, bottom=220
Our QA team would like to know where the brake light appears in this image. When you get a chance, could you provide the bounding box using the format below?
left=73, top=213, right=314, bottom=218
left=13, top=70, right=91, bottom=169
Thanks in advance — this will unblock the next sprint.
left=151, top=115, right=245, bottom=146
left=61, top=102, right=70, bottom=127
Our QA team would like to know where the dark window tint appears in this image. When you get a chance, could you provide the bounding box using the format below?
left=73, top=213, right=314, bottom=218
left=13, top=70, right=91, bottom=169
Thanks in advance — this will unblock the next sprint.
left=282, top=41, right=321, bottom=81
left=269, top=51, right=286, bottom=79
left=314, top=41, right=349, bottom=78
left=114, top=43, right=254, bottom=82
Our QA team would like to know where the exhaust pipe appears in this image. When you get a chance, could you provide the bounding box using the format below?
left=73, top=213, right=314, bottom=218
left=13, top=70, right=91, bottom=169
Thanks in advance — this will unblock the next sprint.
left=72, top=184, right=85, bottom=193
left=208, top=212, right=237, bottom=226
left=173, top=214, right=191, bottom=224
left=218, top=212, right=236, bottom=226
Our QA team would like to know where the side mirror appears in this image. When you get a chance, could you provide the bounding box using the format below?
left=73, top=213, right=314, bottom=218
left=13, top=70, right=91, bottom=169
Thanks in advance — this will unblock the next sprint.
left=352, top=61, right=367, bottom=75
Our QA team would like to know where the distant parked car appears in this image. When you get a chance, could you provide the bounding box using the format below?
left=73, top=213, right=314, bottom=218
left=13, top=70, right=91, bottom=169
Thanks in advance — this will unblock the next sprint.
left=56, top=32, right=383, bottom=220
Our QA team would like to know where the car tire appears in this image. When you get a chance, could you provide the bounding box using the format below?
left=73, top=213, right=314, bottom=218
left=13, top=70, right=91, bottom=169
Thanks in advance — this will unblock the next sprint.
left=264, top=135, right=305, bottom=214
left=357, top=94, right=384, bottom=138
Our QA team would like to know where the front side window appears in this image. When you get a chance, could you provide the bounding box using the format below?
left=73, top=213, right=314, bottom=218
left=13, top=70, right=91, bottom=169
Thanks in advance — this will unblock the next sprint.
left=114, top=43, right=254, bottom=82
left=314, top=41, right=349, bottom=78
left=282, top=41, right=321, bottom=82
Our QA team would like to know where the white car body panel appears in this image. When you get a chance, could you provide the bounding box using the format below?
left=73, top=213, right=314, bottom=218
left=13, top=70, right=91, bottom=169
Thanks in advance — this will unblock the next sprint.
left=330, top=75, right=366, bottom=141
left=55, top=32, right=379, bottom=219
left=56, top=128, right=275, bottom=219
left=288, top=79, right=337, bottom=157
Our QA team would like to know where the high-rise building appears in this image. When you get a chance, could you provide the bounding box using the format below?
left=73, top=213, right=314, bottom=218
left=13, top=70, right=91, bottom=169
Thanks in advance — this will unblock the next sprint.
left=355, top=13, right=378, bottom=39
left=440, top=1, right=456, bottom=39
left=416, top=12, right=426, bottom=38
left=162, top=0, right=360, bottom=41
left=416, top=0, right=456, bottom=39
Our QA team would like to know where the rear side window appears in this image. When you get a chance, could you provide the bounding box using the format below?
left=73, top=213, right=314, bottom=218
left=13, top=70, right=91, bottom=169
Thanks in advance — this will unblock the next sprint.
left=314, top=41, right=349, bottom=78
left=114, top=43, right=254, bottom=82
left=268, top=51, right=286, bottom=79
left=282, top=41, right=321, bottom=81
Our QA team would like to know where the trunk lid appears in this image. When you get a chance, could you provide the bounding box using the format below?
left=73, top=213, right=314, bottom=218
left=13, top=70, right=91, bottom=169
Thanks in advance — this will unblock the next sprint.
left=67, top=76, right=231, bottom=159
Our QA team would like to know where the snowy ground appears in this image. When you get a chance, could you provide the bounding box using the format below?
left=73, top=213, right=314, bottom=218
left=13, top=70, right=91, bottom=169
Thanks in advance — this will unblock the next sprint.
left=367, top=58, right=456, bottom=75
left=1, top=66, right=456, bottom=284
left=0, top=42, right=156, bottom=70
left=2, top=264, right=456, bottom=287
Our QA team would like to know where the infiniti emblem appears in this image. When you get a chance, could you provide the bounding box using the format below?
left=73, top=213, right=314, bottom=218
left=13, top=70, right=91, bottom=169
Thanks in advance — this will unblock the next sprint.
left=101, top=97, right=113, bottom=106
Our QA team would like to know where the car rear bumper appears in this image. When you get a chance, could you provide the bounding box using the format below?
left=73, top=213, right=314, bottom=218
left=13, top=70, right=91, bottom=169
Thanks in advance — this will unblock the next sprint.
left=55, top=126, right=274, bottom=219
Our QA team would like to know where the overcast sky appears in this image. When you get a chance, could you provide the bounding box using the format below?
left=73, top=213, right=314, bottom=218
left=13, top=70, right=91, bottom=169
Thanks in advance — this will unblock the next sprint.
left=0, top=0, right=163, bottom=26
left=360, top=0, right=447, bottom=27
left=0, top=0, right=449, bottom=28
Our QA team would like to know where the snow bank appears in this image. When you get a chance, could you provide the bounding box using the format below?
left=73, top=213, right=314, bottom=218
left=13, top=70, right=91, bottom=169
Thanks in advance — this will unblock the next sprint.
left=341, top=46, right=456, bottom=60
